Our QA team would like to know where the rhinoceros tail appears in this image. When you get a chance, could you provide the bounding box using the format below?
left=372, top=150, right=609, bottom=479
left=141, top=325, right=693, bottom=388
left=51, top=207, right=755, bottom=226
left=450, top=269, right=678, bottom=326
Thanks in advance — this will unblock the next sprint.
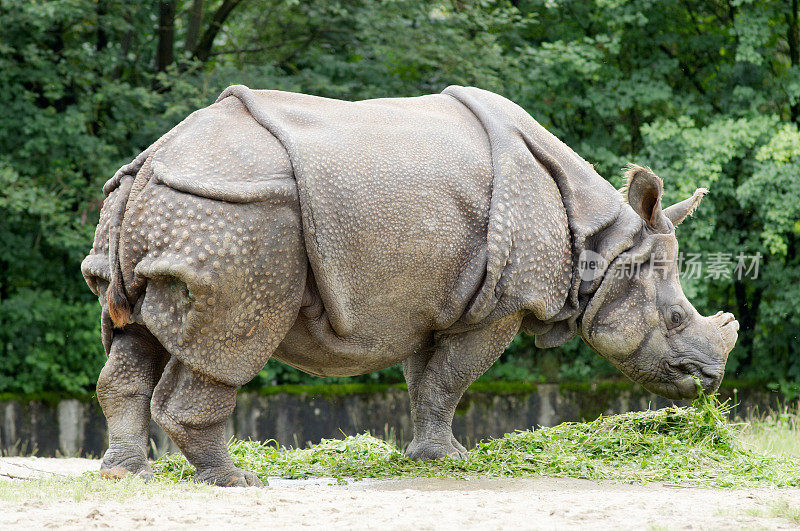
left=107, top=277, right=130, bottom=328
left=107, top=174, right=134, bottom=328
left=107, top=229, right=130, bottom=328
left=103, top=147, right=154, bottom=329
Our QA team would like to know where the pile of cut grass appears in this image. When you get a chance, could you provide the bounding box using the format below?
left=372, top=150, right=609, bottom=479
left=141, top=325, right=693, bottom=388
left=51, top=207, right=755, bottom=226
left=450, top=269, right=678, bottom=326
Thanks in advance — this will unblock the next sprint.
left=152, top=393, right=800, bottom=488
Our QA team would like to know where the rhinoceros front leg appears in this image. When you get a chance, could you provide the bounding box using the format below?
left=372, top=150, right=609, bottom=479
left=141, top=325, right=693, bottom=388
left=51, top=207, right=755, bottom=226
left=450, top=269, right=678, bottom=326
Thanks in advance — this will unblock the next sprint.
left=97, top=324, right=168, bottom=481
left=150, top=358, right=262, bottom=487
left=403, top=312, right=522, bottom=461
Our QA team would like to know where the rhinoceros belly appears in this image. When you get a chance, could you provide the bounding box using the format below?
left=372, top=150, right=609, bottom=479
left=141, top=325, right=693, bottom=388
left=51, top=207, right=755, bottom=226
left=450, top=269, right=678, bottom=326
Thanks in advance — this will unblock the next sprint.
left=272, top=235, right=493, bottom=378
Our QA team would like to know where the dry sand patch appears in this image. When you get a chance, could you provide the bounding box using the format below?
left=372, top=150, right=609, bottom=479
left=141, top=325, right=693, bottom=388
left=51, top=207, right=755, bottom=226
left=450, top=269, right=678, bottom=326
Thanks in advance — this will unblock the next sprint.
left=1, top=457, right=799, bottom=529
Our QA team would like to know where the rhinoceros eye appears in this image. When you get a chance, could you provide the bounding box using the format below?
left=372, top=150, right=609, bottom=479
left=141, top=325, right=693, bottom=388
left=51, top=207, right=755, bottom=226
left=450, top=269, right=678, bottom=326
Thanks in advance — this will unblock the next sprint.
left=667, top=305, right=686, bottom=329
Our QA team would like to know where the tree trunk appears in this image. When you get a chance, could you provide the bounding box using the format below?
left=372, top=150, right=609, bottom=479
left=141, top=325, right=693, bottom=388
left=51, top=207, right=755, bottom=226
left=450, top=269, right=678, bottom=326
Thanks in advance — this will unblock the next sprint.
left=788, top=0, right=800, bottom=124
left=156, top=0, right=176, bottom=73
left=185, top=0, right=204, bottom=55
left=194, top=0, right=244, bottom=63
left=96, top=0, right=107, bottom=52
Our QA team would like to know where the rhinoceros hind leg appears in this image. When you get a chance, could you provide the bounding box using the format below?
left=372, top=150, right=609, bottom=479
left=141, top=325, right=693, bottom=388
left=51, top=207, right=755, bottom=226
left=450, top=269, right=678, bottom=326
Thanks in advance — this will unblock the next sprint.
left=150, top=358, right=264, bottom=487
left=403, top=312, right=522, bottom=461
left=97, top=324, right=169, bottom=480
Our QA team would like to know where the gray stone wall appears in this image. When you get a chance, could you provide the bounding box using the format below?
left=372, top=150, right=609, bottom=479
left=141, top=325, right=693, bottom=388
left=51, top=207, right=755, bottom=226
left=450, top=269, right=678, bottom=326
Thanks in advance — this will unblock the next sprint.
left=0, top=383, right=779, bottom=458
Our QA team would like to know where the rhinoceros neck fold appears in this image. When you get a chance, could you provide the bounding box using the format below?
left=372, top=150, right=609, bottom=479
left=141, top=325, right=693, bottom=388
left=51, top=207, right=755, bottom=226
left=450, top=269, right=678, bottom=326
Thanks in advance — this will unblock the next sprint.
left=441, top=86, right=624, bottom=347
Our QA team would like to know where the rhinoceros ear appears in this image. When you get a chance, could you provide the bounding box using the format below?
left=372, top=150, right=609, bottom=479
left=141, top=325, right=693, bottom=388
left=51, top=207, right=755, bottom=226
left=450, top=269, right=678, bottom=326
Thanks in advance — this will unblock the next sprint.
left=622, top=164, right=670, bottom=233
left=663, top=188, right=709, bottom=227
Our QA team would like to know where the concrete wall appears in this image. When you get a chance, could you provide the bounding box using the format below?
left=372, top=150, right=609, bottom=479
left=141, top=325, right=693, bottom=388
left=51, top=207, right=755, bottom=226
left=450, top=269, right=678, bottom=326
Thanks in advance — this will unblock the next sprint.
left=0, top=383, right=779, bottom=458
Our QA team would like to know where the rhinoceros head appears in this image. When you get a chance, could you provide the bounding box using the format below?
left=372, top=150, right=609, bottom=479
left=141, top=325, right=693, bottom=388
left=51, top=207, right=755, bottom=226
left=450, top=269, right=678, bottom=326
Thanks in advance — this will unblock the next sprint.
left=579, top=166, right=739, bottom=400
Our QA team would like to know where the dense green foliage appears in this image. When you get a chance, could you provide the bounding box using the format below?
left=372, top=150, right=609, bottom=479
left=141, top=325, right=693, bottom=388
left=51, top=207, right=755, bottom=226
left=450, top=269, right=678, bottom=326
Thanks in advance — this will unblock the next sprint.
left=151, top=395, right=800, bottom=488
left=1, top=0, right=798, bottom=393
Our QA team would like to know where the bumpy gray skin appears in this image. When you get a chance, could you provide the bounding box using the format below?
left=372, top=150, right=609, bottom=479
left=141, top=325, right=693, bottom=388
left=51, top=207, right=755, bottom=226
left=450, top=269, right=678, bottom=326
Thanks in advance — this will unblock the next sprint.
left=81, top=86, right=738, bottom=487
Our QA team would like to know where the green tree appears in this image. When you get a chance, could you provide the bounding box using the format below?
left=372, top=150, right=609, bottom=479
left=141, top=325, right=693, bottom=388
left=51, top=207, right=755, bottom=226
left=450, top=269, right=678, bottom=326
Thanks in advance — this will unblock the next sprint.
left=1, top=0, right=797, bottom=394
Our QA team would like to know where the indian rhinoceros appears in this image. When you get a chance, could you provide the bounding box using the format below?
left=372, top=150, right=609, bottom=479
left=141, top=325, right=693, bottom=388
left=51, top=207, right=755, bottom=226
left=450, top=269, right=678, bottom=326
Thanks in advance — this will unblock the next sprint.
left=81, top=85, right=738, bottom=487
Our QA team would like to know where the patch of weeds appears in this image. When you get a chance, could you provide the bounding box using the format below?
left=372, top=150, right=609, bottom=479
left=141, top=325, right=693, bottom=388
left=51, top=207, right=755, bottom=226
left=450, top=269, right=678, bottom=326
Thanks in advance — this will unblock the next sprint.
left=768, top=499, right=800, bottom=524
left=153, top=393, right=800, bottom=488
left=744, top=499, right=800, bottom=525
left=769, top=499, right=800, bottom=525
left=739, top=406, right=800, bottom=459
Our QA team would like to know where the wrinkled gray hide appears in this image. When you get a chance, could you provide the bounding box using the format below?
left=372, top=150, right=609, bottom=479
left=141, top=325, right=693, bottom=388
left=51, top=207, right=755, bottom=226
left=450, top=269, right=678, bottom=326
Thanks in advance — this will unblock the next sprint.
left=82, top=86, right=738, bottom=486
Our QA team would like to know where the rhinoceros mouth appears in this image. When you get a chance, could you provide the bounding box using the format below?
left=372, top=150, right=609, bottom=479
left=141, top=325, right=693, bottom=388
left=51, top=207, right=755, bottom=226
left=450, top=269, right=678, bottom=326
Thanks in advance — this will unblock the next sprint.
left=641, top=375, right=701, bottom=400
left=644, top=357, right=724, bottom=400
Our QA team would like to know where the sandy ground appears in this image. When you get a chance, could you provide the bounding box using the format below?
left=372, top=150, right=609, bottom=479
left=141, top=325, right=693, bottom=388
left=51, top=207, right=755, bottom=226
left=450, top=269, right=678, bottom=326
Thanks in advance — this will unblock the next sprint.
left=2, top=457, right=800, bottom=529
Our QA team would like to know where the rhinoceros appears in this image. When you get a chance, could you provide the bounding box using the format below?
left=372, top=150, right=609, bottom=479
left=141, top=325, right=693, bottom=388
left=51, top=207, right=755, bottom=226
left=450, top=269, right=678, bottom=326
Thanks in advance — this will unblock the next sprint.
left=81, top=85, right=738, bottom=487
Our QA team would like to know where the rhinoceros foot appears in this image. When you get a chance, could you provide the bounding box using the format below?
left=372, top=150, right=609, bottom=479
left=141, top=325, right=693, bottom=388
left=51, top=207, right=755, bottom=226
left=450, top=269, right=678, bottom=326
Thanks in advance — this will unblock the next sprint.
left=99, top=466, right=154, bottom=483
left=100, top=447, right=153, bottom=482
left=405, top=436, right=468, bottom=461
left=194, top=466, right=265, bottom=488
